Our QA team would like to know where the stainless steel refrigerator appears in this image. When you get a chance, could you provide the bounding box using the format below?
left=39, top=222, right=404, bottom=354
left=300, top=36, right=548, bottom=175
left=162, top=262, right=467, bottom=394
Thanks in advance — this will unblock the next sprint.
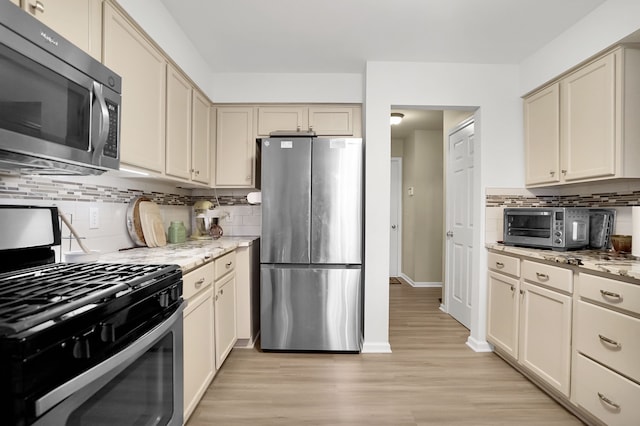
left=260, top=134, right=363, bottom=352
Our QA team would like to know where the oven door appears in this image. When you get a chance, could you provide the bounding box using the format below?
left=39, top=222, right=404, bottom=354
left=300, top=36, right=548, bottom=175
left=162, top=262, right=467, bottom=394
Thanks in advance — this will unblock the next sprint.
left=32, top=303, right=184, bottom=426
left=503, top=210, right=554, bottom=248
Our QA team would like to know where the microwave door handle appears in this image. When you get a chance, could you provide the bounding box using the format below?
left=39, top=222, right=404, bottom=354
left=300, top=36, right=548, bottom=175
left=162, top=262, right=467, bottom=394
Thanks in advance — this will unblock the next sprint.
left=90, top=81, right=110, bottom=165
left=508, top=211, right=551, bottom=216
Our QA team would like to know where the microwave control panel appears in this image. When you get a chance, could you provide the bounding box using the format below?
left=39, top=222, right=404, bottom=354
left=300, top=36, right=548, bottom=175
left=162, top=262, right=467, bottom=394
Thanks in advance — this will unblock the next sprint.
left=103, top=100, right=119, bottom=159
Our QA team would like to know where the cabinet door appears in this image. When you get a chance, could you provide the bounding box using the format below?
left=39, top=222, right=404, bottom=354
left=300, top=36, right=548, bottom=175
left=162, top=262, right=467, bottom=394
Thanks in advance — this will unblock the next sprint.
left=308, top=107, right=354, bottom=136
left=486, top=271, right=519, bottom=358
left=10, top=0, right=19, bottom=6
left=20, top=0, right=102, bottom=59
left=215, top=107, right=254, bottom=187
left=519, top=282, right=572, bottom=396
left=165, top=65, right=192, bottom=180
left=523, top=83, right=560, bottom=185
left=191, top=90, right=211, bottom=185
left=561, top=53, right=617, bottom=181
left=103, top=3, right=166, bottom=173
left=257, top=107, right=307, bottom=136
left=183, top=286, right=215, bottom=421
left=214, top=272, right=237, bottom=369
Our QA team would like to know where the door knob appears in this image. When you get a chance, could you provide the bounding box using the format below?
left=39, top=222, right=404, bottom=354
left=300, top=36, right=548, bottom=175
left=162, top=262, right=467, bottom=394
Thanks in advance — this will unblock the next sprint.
left=446, top=231, right=454, bottom=237
left=391, top=224, right=396, bottom=229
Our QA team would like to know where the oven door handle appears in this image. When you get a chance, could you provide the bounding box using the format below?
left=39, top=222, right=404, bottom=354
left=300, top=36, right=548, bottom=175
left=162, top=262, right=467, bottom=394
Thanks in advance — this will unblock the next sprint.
left=34, top=302, right=184, bottom=418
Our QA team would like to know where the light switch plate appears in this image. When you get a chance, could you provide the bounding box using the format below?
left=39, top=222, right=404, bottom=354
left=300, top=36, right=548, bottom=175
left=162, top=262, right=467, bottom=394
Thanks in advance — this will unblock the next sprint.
left=89, top=207, right=99, bottom=229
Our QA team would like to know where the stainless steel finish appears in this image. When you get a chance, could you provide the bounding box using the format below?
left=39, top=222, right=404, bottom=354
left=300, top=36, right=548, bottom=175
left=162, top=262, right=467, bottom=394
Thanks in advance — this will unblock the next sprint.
left=0, top=206, right=60, bottom=250
left=261, top=265, right=362, bottom=351
left=34, top=303, right=184, bottom=423
left=503, top=207, right=590, bottom=250
left=600, top=289, right=621, bottom=299
left=597, top=392, right=621, bottom=410
left=91, top=81, right=110, bottom=165
left=597, top=334, right=622, bottom=348
left=391, top=225, right=397, bottom=229
left=495, top=262, right=504, bottom=268
left=261, top=137, right=312, bottom=264
left=535, top=272, right=549, bottom=280
left=311, top=138, right=362, bottom=264
left=588, top=208, right=616, bottom=249
left=446, top=231, right=454, bottom=237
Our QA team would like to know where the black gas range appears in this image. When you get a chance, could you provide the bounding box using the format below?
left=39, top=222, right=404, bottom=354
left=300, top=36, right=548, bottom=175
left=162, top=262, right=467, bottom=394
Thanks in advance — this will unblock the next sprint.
left=0, top=206, right=184, bottom=426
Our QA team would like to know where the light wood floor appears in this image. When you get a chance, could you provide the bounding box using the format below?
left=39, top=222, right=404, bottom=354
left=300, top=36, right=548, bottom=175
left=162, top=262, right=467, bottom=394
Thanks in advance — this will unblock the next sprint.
left=186, top=282, right=583, bottom=425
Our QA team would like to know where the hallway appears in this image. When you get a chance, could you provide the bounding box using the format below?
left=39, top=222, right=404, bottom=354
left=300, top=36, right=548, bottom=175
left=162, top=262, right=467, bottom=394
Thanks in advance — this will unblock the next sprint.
left=186, top=283, right=583, bottom=425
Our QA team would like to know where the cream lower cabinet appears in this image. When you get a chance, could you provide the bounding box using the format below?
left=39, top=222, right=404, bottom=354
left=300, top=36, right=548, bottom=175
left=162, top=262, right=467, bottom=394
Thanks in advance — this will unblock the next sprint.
left=182, top=263, right=215, bottom=423
left=103, top=2, right=166, bottom=174
left=487, top=253, right=573, bottom=397
left=15, top=0, right=102, bottom=59
left=574, top=272, right=640, bottom=425
left=234, top=242, right=260, bottom=347
left=214, top=251, right=237, bottom=369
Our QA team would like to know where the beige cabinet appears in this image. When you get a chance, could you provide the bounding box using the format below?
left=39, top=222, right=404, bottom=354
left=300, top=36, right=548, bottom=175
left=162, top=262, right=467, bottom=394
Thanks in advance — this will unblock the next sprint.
left=234, top=242, right=260, bottom=347
left=10, top=0, right=19, bottom=6
left=182, top=263, right=215, bottom=422
left=486, top=252, right=521, bottom=359
left=215, top=107, right=256, bottom=188
left=214, top=252, right=237, bottom=369
left=191, top=90, right=212, bottom=185
left=16, top=0, right=102, bottom=59
left=165, top=65, right=192, bottom=180
left=524, top=46, right=640, bottom=187
left=103, top=2, right=166, bottom=173
left=257, top=105, right=361, bottom=137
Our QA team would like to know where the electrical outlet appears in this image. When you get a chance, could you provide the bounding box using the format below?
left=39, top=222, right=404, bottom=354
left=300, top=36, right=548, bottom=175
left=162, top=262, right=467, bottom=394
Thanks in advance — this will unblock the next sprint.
left=89, top=207, right=100, bottom=229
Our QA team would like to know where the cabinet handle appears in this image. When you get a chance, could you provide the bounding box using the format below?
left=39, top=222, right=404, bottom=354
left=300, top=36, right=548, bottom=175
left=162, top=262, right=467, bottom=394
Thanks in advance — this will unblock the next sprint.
left=495, top=261, right=504, bottom=268
left=561, top=169, right=567, bottom=175
left=600, top=289, right=622, bottom=299
left=519, top=289, right=524, bottom=295
left=597, top=392, right=620, bottom=410
left=549, top=170, right=555, bottom=176
left=194, top=278, right=205, bottom=288
left=598, top=334, right=622, bottom=349
left=535, top=272, right=549, bottom=281
left=225, top=261, right=233, bottom=268
left=510, top=285, right=515, bottom=292
left=220, top=288, right=224, bottom=295
left=215, top=294, right=218, bottom=301
left=30, top=1, right=44, bottom=13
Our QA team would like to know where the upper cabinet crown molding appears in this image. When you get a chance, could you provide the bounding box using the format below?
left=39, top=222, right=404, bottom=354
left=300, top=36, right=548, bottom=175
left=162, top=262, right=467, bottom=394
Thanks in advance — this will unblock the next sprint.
left=524, top=46, right=640, bottom=187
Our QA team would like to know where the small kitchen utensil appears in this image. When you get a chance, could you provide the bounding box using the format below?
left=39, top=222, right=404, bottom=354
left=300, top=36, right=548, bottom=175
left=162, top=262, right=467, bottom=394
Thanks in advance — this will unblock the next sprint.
left=209, top=218, right=223, bottom=239
left=610, top=234, right=632, bottom=252
left=139, top=201, right=167, bottom=247
left=126, top=196, right=151, bottom=246
left=58, top=211, right=92, bottom=254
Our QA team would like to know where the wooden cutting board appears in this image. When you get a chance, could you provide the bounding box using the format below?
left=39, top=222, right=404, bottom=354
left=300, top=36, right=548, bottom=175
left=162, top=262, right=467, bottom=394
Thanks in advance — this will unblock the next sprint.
left=139, top=201, right=166, bottom=247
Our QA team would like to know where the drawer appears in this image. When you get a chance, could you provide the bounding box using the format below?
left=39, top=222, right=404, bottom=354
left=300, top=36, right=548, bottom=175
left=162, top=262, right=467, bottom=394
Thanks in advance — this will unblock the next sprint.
left=575, top=300, right=640, bottom=382
left=183, top=262, right=214, bottom=300
left=575, top=353, right=640, bottom=426
left=579, top=273, right=640, bottom=316
left=487, top=252, right=520, bottom=277
left=214, top=251, right=236, bottom=280
left=522, top=260, right=572, bottom=293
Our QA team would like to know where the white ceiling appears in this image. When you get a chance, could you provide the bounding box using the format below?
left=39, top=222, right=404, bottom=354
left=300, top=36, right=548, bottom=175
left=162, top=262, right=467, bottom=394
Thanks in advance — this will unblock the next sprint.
left=390, top=109, right=444, bottom=139
left=159, top=0, right=606, bottom=74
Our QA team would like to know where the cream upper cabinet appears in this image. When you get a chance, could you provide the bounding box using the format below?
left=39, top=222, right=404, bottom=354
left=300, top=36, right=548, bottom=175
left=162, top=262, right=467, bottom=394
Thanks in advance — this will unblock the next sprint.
left=257, top=107, right=306, bottom=136
left=215, top=107, right=256, bottom=188
left=524, top=46, right=640, bottom=187
left=103, top=3, right=166, bottom=173
left=524, top=83, right=560, bottom=185
left=257, top=105, right=362, bottom=137
left=191, top=90, right=211, bottom=185
left=165, top=65, right=192, bottom=181
left=17, top=0, right=102, bottom=59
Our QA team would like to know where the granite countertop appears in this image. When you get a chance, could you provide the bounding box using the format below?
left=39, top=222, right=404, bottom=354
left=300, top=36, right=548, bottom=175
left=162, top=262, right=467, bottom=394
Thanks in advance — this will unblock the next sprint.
left=486, top=243, right=640, bottom=282
left=99, top=236, right=259, bottom=273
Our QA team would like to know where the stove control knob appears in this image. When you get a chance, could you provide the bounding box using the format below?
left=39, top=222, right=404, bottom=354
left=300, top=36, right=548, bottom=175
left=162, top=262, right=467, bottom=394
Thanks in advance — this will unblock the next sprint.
left=100, top=323, right=116, bottom=343
left=158, top=291, right=170, bottom=308
left=170, top=286, right=180, bottom=302
left=72, top=337, right=91, bottom=359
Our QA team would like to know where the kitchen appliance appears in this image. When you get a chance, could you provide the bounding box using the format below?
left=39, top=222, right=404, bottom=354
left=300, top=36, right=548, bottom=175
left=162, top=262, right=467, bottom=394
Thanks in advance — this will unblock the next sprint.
left=0, top=205, right=183, bottom=426
left=503, top=207, right=590, bottom=250
left=588, top=208, right=616, bottom=250
left=260, top=132, right=363, bottom=352
left=0, top=2, right=121, bottom=176
left=192, top=200, right=214, bottom=239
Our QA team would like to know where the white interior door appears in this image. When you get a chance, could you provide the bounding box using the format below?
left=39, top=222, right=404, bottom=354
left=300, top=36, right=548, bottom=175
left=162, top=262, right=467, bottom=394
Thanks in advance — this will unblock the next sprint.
left=389, top=158, right=402, bottom=277
left=445, top=120, right=474, bottom=329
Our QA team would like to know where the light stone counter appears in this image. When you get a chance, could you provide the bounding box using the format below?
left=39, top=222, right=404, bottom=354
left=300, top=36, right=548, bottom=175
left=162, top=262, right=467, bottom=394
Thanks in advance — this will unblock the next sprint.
left=486, top=243, right=640, bottom=282
left=99, top=237, right=257, bottom=274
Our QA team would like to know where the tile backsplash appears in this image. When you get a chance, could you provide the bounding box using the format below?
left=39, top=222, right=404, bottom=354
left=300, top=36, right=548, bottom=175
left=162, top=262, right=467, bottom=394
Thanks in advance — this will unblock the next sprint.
left=485, top=187, right=639, bottom=243
left=0, top=173, right=261, bottom=260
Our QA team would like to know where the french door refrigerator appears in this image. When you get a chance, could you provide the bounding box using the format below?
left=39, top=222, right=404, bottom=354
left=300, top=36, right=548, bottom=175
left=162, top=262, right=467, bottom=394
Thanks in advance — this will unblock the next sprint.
left=260, top=134, right=363, bottom=352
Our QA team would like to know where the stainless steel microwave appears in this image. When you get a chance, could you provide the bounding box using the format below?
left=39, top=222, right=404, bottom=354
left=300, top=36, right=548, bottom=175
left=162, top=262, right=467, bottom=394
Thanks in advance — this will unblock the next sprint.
left=0, top=2, right=121, bottom=175
left=503, top=207, right=590, bottom=250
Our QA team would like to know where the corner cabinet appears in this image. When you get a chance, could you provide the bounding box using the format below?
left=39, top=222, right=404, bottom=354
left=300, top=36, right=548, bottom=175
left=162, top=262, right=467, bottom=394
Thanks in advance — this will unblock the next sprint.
left=182, top=263, right=215, bottom=423
left=257, top=105, right=361, bottom=137
left=213, top=251, right=237, bottom=370
left=524, top=46, right=640, bottom=187
left=103, top=2, right=166, bottom=174
left=215, top=107, right=256, bottom=188
left=14, top=0, right=102, bottom=59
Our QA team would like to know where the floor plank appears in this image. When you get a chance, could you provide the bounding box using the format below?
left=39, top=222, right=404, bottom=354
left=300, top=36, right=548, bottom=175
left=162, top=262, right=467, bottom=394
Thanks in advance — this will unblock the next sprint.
left=186, top=283, right=583, bottom=425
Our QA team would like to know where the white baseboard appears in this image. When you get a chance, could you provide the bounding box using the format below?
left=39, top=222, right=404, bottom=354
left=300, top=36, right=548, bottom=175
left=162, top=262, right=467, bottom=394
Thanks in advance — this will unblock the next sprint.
left=399, top=273, right=442, bottom=288
left=466, top=336, right=493, bottom=352
left=439, top=303, right=448, bottom=313
left=361, top=341, right=392, bottom=353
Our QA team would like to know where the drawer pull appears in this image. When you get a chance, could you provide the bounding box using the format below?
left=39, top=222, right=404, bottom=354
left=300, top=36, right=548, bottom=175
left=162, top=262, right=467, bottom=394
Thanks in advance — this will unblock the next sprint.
left=194, top=278, right=205, bottom=288
left=225, top=261, right=233, bottom=268
left=598, top=334, right=622, bottom=349
left=599, top=289, right=622, bottom=299
left=495, top=261, right=504, bottom=268
left=510, top=285, right=515, bottom=292
left=597, top=392, right=621, bottom=411
left=535, top=272, right=549, bottom=281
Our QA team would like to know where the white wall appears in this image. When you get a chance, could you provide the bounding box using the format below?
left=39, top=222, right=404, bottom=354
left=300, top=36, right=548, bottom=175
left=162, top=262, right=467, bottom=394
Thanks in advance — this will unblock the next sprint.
left=520, top=0, right=640, bottom=93
left=363, top=61, right=521, bottom=353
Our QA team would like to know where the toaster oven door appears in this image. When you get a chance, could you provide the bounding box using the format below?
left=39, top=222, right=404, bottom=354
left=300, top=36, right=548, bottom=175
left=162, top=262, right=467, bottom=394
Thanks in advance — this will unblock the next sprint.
left=504, top=210, right=554, bottom=247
